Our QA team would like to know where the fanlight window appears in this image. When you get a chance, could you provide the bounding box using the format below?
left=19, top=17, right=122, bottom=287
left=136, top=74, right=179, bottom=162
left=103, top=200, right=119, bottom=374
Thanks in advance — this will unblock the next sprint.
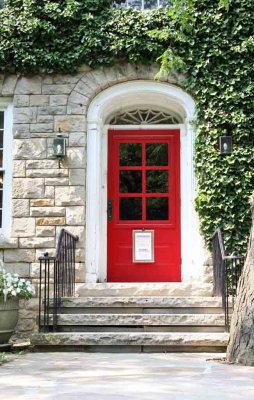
left=113, top=0, right=168, bottom=10
left=109, top=109, right=182, bottom=125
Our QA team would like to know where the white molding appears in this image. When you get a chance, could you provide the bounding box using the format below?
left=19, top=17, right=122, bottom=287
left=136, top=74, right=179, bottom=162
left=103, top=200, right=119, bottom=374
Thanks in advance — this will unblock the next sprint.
left=0, top=101, right=13, bottom=237
left=86, top=81, right=205, bottom=283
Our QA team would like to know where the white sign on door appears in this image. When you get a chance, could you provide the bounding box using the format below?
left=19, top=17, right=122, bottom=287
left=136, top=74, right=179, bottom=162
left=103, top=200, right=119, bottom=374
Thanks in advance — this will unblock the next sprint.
left=133, top=230, right=154, bottom=263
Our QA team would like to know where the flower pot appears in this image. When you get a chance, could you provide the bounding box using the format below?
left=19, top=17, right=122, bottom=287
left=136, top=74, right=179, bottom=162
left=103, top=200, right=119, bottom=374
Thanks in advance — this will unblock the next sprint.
left=0, top=299, right=19, bottom=345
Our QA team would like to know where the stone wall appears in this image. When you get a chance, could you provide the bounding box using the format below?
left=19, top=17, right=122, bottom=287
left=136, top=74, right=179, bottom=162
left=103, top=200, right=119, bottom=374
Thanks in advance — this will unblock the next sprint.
left=0, top=63, right=183, bottom=340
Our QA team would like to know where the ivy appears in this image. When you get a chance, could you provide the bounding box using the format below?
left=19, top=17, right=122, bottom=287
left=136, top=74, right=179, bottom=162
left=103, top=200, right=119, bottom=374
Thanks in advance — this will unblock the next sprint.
left=158, top=0, right=254, bottom=254
left=0, top=0, right=253, bottom=254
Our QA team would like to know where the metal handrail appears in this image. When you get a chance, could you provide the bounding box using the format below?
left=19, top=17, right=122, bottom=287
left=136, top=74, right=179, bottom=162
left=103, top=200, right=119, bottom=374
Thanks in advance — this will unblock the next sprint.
left=212, top=228, right=244, bottom=331
left=38, top=229, right=79, bottom=332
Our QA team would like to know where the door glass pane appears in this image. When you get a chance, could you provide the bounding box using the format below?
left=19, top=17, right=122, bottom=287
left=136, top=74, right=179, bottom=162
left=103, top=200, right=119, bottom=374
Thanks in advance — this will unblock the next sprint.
left=146, top=170, right=168, bottom=193
left=120, top=143, right=142, bottom=166
left=0, top=172, right=3, bottom=189
left=0, top=150, right=2, bottom=168
left=144, top=0, right=157, bottom=9
left=0, top=210, right=2, bottom=228
left=146, top=143, right=168, bottom=166
left=0, top=112, right=3, bottom=130
left=120, top=198, right=142, bottom=220
left=0, top=132, right=3, bottom=148
left=146, top=197, right=168, bottom=220
left=120, top=171, right=142, bottom=193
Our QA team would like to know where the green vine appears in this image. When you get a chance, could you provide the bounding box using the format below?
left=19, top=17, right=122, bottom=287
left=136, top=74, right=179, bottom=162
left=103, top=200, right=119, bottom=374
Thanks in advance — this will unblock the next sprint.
left=0, top=0, right=253, bottom=254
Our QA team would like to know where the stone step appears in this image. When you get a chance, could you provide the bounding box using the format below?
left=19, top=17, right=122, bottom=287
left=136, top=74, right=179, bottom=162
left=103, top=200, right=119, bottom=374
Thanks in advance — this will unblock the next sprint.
left=31, top=332, right=229, bottom=352
left=76, top=283, right=213, bottom=297
left=60, top=296, right=222, bottom=309
left=52, top=313, right=225, bottom=327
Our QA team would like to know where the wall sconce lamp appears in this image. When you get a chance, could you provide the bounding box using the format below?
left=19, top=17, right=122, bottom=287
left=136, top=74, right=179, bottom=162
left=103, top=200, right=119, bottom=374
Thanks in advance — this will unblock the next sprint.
left=53, top=134, right=66, bottom=159
left=219, top=135, right=233, bottom=155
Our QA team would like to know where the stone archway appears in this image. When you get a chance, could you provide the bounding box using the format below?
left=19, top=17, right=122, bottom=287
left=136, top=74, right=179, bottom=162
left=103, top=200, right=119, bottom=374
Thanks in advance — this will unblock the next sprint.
left=86, top=80, right=205, bottom=283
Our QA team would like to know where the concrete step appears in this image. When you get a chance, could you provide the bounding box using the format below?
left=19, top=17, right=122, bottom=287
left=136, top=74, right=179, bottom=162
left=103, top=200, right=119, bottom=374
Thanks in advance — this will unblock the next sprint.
left=31, top=332, right=229, bottom=353
left=76, top=283, right=213, bottom=297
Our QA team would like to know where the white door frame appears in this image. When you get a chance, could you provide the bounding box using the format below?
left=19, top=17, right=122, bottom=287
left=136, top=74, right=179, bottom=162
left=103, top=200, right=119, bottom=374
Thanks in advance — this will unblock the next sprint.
left=86, top=81, right=205, bottom=283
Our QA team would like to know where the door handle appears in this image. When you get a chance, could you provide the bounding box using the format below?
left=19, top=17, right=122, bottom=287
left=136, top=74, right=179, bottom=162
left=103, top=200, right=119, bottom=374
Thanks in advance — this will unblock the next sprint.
left=107, top=199, right=113, bottom=221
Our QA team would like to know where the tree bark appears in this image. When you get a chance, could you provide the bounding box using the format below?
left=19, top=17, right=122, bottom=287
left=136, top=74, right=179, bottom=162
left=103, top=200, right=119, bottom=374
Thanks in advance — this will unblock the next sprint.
left=226, top=194, right=254, bottom=365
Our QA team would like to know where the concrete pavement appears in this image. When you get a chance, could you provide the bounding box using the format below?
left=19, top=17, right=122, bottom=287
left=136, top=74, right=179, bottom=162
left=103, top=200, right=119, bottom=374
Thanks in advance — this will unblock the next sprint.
left=0, top=352, right=254, bottom=400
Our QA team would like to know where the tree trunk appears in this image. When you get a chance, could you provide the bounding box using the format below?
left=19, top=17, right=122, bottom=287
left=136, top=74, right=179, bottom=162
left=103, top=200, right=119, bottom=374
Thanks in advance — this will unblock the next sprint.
left=226, top=194, right=254, bottom=365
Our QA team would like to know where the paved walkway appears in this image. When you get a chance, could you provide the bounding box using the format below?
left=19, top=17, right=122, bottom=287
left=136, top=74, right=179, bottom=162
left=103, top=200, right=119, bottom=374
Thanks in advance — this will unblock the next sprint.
left=0, top=352, right=254, bottom=400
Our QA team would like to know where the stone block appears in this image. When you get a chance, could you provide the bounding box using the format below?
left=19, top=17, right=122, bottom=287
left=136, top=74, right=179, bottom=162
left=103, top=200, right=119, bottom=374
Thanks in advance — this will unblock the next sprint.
left=37, top=115, right=54, bottom=123
left=30, top=95, right=49, bottom=106
left=2, top=75, right=18, bottom=95
left=69, top=132, right=86, bottom=147
left=4, top=263, right=30, bottom=277
left=19, top=237, right=55, bottom=248
left=36, top=217, right=65, bottom=226
left=31, top=199, right=54, bottom=207
left=12, top=217, right=36, bottom=237
left=75, top=80, right=96, bottom=97
left=12, top=199, right=30, bottom=217
left=13, top=139, right=46, bottom=159
left=12, top=178, right=44, bottom=199
left=38, top=106, right=66, bottom=115
left=75, top=262, right=85, bottom=283
left=67, top=104, right=87, bottom=115
left=4, top=249, right=35, bottom=263
left=35, top=248, right=55, bottom=259
left=13, top=160, right=26, bottom=177
left=30, top=123, right=53, bottom=133
left=26, top=169, right=68, bottom=178
left=69, top=169, right=85, bottom=186
left=55, top=186, right=85, bottom=206
left=30, top=263, right=40, bottom=278
left=36, top=226, right=55, bottom=237
left=66, top=206, right=85, bottom=225
left=68, top=90, right=89, bottom=106
left=2, top=75, right=18, bottom=96
left=31, top=207, right=65, bottom=217
left=14, top=95, right=29, bottom=107
left=14, top=107, right=37, bottom=124
left=0, top=237, right=19, bottom=249
left=26, top=160, right=59, bottom=169
left=44, top=186, right=55, bottom=199
left=54, top=115, right=86, bottom=132
left=44, top=178, right=69, bottom=186
left=87, top=68, right=110, bottom=89
left=15, top=76, right=42, bottom=95
left=23, top=298, right=39, bottom=311
left=52, top=74, right=83, bottom=84
left=75, top=248, right=85, bottom=262
left=50, top=95, right=68, bottom=106
left=42, top=84, right=75, bottom=95
left=16, top=318, right=36, bottom=332
left=13, top=124, right=30, bottom=139
left=66, top=147, right=85, bottom=168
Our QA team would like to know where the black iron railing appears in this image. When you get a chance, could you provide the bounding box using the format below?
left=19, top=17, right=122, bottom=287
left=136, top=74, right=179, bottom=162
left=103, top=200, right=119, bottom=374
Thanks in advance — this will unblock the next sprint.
left=212, top=228, right=245, bottom=331
left=38, top=229, right=79, bottom=332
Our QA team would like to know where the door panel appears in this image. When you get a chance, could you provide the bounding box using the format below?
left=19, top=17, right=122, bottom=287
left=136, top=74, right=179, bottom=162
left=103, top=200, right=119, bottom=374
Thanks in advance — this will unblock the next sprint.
left=107, top=129, right=181, bottom=282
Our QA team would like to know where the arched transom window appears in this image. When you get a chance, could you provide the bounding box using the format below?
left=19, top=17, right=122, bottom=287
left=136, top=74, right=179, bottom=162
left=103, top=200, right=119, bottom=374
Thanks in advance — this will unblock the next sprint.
left=109, top=109, right=182, bottom=125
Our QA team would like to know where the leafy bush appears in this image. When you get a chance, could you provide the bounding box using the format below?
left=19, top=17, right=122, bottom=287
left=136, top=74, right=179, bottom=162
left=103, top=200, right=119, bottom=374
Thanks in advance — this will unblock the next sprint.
left=0, top=269, right=35, bottom=301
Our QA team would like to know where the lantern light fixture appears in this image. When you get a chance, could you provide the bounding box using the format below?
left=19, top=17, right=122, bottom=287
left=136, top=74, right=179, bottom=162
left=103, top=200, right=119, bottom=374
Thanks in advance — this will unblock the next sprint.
left=53, top=134, right=66, bottom=159
left=219, top=135, right=233, bottom=155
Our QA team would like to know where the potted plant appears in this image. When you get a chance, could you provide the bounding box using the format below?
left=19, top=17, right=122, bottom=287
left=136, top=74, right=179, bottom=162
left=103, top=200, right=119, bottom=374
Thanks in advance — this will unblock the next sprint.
left=0, top=268, right=35, bottom=345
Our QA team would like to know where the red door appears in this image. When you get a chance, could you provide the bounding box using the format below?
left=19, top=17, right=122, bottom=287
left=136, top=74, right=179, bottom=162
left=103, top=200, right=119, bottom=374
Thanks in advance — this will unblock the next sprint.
left=107, top=129, right=181, bottom=282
